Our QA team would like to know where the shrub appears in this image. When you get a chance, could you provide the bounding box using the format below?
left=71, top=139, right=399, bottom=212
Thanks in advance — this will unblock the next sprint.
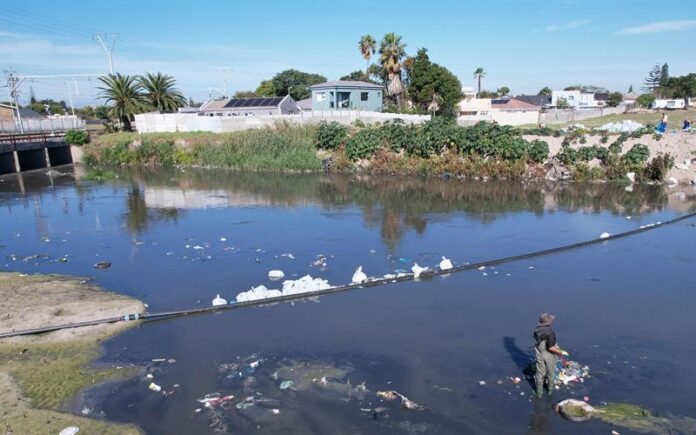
left=64, top=129, right=90, bottom=145
left=641, top=153, right=674, bottom=181
left=576, top=146, right=597, bottom=162
left=316, top=121, right=348, bottom=150
left=346, top=128, right=382, bottom=160
left=557, top=145, right=578, bottom=165
left=527, top=140, right=549, bottom=163
left=622, top=143, right=650, bottom=167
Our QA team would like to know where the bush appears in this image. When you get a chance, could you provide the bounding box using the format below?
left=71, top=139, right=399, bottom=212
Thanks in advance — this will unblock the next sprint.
left=641, top=153, right=674, bottom=181
left=576, top=146, right=597, bottom=162
left=622, top=143, right=650, bottom=167
left=64, top=129, right=90, bottom=145
left=527, top=140, right=549, bottom=163
left=345, top=128, right=382, bottom=160
left=316, top=121, right=348, bottom=150
left=557, top=144, right=578, bottom=165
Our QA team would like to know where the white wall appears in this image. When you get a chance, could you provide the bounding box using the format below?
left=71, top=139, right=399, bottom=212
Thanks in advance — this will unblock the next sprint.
left=134, top=111, right=432, bottom=133
left=490, top=110, right=539, bottom=126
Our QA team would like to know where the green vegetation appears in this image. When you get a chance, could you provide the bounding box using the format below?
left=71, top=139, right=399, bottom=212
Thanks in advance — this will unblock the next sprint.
left=85, top=124, right=322, bottom=171
left=473, top=67, right=486, bottom=97
left=138, top=72, right=186, bottom=112
left=408, top=48, right=463, bottom=117
left=359, top=34, right=377, bottom=76
left=379, top=32, right=407, bottom=105
left=63, top=129, right=90, bottom=145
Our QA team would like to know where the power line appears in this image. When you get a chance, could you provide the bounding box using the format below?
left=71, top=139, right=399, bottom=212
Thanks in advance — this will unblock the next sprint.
left=93, top=33, right=119, bottom=74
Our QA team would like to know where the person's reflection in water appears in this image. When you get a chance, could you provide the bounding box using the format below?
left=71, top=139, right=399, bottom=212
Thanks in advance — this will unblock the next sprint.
left=527, top=396, right=554, bottom=434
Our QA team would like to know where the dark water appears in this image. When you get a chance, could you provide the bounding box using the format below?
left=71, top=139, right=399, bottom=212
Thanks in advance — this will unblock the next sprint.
left=1, top=166, right=695, bottom=434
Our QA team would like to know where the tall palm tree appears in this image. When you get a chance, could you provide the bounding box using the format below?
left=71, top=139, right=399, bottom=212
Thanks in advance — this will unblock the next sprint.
left=97, top=73, right=148, bottom=131
left=138, top=72, right=186, bottom=112
left=473, top=67, right=486, bottom=98
left=379, top=32, right=406, bottom=104
left=359, top=35, right=376, bottom=76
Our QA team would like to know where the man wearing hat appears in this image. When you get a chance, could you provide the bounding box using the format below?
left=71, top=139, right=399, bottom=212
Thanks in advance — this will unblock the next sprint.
left=533, top=313, right=565, bottom=398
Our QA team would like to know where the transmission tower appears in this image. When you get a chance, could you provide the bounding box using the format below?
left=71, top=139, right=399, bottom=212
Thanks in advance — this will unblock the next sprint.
left=93, top=33, right=119, bottom=74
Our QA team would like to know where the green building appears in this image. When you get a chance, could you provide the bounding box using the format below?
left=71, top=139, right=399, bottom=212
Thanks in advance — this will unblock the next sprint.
left=309, top=80, right=384, bottom=112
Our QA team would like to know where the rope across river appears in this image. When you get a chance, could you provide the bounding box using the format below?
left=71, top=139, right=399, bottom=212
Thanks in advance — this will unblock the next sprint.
left=2, top=211, right=695, bottom=339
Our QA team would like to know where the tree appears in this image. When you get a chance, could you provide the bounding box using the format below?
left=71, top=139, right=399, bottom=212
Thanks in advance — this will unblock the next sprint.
left=473, top=67, right=486, bottom=97
left=29, top=87, right=37, bottom=104
left=478, top=90, right=497, bottom=99
left=271, top=69, right=326, bottom=101
left=29, top=99, right=66, bottom=115
left=606, top=91, right=623, bottom=107
left=538, top=87, right=552, bottom=96
left=556, top=97, right=570, bottom=109
left=340, top=70, right=377, bottom=84
left=660, top=73, right=696, bottom=105
left=659, top=63, right=670, bottom=87
left=628, top=84, right=634, bottom=93
left=408, top=48, right=463, bottom=117
left=643, top=64, right=662, bottom=94
left=138, top=72, right=185, bottom=112
left=496, top=86, right=510, bottom=96
left=255, top=80, right=277, bottom=97
left=97, top=73, right=148, bottom=131
left=379, top=32, right=407, bottom=104
left=563, top=84, right=605, bottom=92
left=359, top=35, right=376, bottom=76
left=636, top=93, right=655, bottom=108
left=233, top=90, right=258, bottom=98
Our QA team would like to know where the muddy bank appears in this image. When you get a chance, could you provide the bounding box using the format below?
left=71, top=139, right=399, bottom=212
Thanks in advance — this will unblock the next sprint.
left=0, top=272, right=145, bottom=434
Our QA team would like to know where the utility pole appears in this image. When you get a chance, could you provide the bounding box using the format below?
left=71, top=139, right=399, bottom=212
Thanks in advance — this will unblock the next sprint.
left=93, top=33, right=119, bottom=74
left=5, top=71, right=25, bottom=133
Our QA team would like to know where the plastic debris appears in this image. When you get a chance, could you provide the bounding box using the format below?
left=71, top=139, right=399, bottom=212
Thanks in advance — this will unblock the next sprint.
left=675, top=159, right=692, bottom=170
left=93, top=261, right=111, bottom=269
left=626, top=172, right=636, bottom=183
left=268, top=270, right=285, bottom=280
left=279, top=380, right=295, bottom=390
left=148, top=382, right=162, bottom=392
left=439, top=256, right=453, bottom=271
left=236, top=285, right=282, bottom=302
left=219, top=237, right=227, bottom=242
left=556, top=359, right=590, bottom=386
left=197, top=393, right=235, bottom=409
left=352, top=266, right=368, bottom=284
left=281, top=275, right=331, bottom=295
left=667, top=177, right=679, bottom=186
left=59, top=427, right=80, bottom=435
left=510, top=376, right=522, bottom=384
left=599, top=120, right=643, bottom=133
left=377, top=390, right=424, bottom=411
left=411, top=263, right=429, bottom=278
left=212, top=294, right=228, bottom=306
left=599, top=232, right=611, bottom=239
left=271, top=408, right=280, bottom=414
left=280, top=253, right=295, bottom=259
left=555, top=398, right=596, bottom=422
left=478, top=380, right=486, bottom=386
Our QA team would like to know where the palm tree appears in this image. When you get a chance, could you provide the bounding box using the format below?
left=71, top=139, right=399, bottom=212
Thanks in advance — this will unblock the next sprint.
left=359, top=35, right=376, bottom=76
left=138, top=72, right=186, bottom=112
left=379, top=32, right=406, bottom=104
left=473, top=67, right=486, bottom=98
left=97, top=73, right=148, bottom=131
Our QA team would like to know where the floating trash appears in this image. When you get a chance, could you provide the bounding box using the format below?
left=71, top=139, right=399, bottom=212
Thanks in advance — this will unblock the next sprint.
left=212, top=294, right=228, bottom=306
left=93, top=261, right=111, bottom=269
left=279, top=380, right=295, bottom=390
left=59, top=427, right=80, bottom=435
left=351, top=266, right=367, bottom=284
left=148, top=382, right=162, bottom=392
left=268, top=270, right=285, bottom=280
left=377, top=390, right=424, bottom=411
left=439, top=256, right=453, bottom=271
left=599, top=232, right=611, bottom=239
left=197, top=393, right=235, bottom=409
left=411, top=263, right=428, bottom=278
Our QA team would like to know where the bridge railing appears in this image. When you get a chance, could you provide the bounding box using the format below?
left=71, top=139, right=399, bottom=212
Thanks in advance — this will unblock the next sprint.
left=0, top=132, right=66, bottom=150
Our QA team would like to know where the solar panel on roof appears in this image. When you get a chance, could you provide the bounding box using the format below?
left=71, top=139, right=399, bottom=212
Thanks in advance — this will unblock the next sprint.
left=222, top=97, right=284, bottom=109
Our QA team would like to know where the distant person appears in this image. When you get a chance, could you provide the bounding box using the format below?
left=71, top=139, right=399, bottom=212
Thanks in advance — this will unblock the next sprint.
left=533, top=313, right=566, bottom=398
left=683, top=119, right=692, bottom=132
left=657, top=113, right=668, bottom=133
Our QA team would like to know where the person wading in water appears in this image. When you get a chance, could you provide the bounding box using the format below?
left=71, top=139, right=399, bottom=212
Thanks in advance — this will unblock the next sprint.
left=533, top=313, right=567, bottom=398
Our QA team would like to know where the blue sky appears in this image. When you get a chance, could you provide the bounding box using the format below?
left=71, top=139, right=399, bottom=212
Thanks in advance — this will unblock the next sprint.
left=2, top=0, right=696, bottom=106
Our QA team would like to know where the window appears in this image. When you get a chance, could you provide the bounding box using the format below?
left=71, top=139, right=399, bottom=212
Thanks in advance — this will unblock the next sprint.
left=667, top=101, right=675, bottom=108
left=316, top=92, right=325, bottom=102
left=330, top=101, right=334, bottom=108
left=361, top=92, right=369, bottom=101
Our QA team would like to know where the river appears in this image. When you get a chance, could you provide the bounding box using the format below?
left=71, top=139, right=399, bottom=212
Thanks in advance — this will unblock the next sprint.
left=1, top=165, right=695, bottom=434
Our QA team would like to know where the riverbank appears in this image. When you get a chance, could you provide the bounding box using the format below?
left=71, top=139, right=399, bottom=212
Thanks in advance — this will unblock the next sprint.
left=82, top=120, right=695, bottom=183
left=0, top=272, right=145, bottom=434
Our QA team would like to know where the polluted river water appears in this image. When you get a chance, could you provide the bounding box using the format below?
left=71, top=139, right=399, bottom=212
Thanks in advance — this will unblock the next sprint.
left=1, top=165, right=696, bottom=434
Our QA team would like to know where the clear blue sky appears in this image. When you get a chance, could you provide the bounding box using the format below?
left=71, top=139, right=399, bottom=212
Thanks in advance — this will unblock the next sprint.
left=2, top=0, right=695, bottom=106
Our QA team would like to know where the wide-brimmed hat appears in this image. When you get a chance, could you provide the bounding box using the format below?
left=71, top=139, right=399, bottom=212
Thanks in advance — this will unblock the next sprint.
left=538, top=313, right=555, bottom=326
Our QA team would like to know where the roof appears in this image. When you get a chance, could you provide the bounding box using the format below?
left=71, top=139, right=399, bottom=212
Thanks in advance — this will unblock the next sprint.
left=310, top=80, right=383, bottom=90
left=623, top=91, right=639, bottom=100
left=296, top=98, right=312, bottom=110
left=0, top=104, right=43, bottom=118
left=490, top=97, right=540, bottom=111
left=200, top=96, right=288, bottom=111
left=515, top=95, right=552, bottom=107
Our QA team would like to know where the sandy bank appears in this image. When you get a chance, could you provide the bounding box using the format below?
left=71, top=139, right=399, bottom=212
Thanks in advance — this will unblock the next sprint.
left=0, top=272, right=145, bottom=434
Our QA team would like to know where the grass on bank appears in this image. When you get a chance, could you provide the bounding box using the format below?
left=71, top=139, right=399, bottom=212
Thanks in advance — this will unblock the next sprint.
left=86, top=124, right=322, bottom=171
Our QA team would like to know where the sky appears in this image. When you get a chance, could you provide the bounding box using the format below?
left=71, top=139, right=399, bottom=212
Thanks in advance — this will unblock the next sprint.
left=1, top=0, right=696, bottom=107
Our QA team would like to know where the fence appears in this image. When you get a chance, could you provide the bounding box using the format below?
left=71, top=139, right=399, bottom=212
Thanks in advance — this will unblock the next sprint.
left=134, top=111, right=432, bottom=133
left=0, top=117, right=85, bottom=133
left=539, top=106, right=626, bottom=125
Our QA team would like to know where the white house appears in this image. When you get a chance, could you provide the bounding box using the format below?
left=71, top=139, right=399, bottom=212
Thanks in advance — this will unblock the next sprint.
left=551, top=90, right=598, bottom=109
left=458, top=87, right=491, bottom=117
left=652, top=99, right=686, bottom=110
left=489, top=97, right=540, bottom=126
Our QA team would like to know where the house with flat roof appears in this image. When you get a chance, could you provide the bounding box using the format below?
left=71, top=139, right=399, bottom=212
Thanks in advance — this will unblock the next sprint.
left=309, top=80, right=383, bottom=111
left=489, top=97, right=540, bottom=125
left=198, top=96, right=298, bottom=117
left=458, top=86, right=491, bottom=116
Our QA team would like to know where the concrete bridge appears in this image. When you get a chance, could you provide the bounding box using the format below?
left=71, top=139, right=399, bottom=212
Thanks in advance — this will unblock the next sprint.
left=0, top=132, right=73, bottom=174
